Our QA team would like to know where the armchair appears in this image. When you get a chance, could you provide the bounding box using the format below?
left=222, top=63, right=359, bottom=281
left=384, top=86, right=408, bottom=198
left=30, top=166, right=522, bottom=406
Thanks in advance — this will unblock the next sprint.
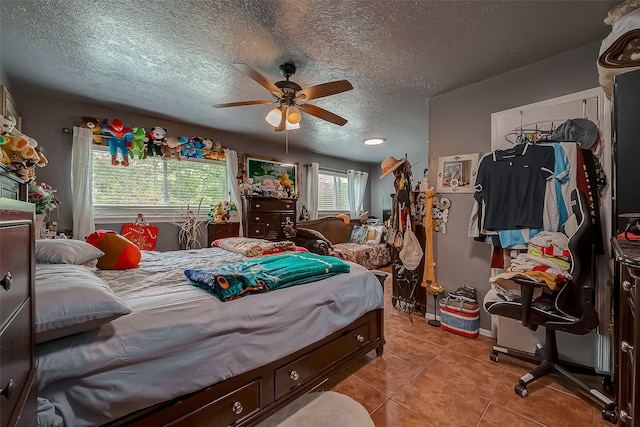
left=484, top=189, right=617, bottom=423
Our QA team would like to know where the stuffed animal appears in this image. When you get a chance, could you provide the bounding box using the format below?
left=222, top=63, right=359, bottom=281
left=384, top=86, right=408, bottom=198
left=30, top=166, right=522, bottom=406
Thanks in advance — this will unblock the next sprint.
left=213, top=141, right=226, bottom=161
left=128, top=127, right=147, bottom=160
left=85, top=230, right=141, bottom=270
left=102, top=118, right=132, bottom=166
left=181, top=136, right=197, bottom=158
left=192, top=137, right=205, bottom=158
left=146, top=126, right=167, bottom=157
left=213, top=202, right=227, bottom=224
left=201, top=137, right=216, bottom=160
left=0, top=115, right=16, bottom=136
left=80, top=116, right=103, bottom=144
left=162, top=136, right=182, bottom=160
left=279, top=173, right=294, bottom=190
left=238, top=178, right=253, bottom=195
left=2, top=135, right=41, bottom=181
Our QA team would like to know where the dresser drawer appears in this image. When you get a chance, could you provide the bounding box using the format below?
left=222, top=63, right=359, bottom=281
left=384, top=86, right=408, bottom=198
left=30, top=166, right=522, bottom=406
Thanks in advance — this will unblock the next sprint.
left=246, top=225, right=265, bottom=238
left=1, top=301, right=32, bottom=427
left=0, top=224, right=30, bottom=328
left=250, top=199, right=295, bottom=212
left=167, top=380, right=260, bottom=427
left=274, top=323, right=370, bottom=398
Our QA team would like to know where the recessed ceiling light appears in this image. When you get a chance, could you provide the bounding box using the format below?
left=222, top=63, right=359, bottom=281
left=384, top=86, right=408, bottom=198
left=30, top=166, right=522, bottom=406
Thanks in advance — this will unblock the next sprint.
left=363, top=138, right=385, bottom=146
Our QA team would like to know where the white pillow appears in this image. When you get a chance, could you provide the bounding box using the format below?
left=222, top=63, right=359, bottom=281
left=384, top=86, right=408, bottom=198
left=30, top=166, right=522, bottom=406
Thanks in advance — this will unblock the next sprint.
left=36, top=239, right=105, bottom=265
left=365, top=225, right=387, bottom=245
left=34, top=264, right=132, bottom=343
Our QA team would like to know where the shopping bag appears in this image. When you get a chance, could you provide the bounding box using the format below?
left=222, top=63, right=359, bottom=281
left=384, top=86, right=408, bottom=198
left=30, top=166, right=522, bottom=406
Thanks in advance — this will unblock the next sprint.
left=121, top=213, right=159, bottom=250
left=439, top=295, right=480, bottom=339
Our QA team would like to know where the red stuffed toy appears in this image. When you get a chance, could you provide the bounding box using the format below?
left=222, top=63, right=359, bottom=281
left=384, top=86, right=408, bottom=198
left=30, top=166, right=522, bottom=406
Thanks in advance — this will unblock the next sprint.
left=86, top=230, right=141, bottom=269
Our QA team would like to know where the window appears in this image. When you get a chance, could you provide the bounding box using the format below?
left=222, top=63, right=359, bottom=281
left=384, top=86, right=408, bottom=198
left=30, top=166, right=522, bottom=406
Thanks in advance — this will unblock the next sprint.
left=92, top=149, right=227, bottom=222
left=318, top=170, right=349, bottom=212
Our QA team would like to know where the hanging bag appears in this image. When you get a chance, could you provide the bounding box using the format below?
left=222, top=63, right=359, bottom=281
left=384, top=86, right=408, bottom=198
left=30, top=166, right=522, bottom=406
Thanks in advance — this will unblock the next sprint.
left=399, top=215, right=423, bottom=271
left=121, top=213, right=159, bottom=250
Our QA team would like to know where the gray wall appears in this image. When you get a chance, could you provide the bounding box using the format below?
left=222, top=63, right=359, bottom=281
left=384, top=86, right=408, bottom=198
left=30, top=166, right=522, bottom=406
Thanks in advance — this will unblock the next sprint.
left=7, top=87, right=378, bottom=250
left=427, top=41, right=603, bottom=329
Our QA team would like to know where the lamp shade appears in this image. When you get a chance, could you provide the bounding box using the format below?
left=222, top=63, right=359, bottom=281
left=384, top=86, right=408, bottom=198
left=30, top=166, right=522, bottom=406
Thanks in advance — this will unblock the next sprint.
left=286, top=105, right=302, bottom=124
left=265, top=107, right=300, bottom=130
left=265, top=108, right=282, bottom=127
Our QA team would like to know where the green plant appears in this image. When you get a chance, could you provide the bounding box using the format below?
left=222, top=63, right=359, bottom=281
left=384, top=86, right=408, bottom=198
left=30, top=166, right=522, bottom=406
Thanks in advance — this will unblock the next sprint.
left=28, top=182, right=60, bottom=216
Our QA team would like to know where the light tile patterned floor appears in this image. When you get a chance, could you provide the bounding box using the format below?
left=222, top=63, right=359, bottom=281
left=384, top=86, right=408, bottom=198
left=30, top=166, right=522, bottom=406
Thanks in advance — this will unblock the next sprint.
left=322, top=275, right=615, bottom=427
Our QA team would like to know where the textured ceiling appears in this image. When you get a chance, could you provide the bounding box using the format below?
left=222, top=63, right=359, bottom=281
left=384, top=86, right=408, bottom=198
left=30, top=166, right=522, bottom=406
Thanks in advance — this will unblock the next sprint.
left=0, top=0, right=618, bottom=163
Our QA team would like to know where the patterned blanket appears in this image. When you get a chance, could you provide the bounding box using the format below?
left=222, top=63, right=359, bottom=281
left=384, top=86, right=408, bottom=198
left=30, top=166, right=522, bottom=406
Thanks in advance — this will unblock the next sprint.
left=212, top=237, right=297, bottom=257
left=185, top=252, right=350, bottom=301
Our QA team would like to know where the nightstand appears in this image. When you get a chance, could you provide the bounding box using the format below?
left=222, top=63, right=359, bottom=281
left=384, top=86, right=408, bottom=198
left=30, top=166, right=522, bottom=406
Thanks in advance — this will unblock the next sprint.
left=207, top=222, right=240, bottom=247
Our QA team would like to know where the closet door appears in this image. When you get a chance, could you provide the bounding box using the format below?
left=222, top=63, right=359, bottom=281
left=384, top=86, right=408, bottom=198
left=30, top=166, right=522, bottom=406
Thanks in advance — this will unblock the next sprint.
left=613, top=69, right=640, bottom=234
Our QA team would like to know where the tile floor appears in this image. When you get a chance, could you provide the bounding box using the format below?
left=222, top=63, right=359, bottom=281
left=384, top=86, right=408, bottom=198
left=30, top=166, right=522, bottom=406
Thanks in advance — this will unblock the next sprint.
left=323, top=275, right=616, bottom=427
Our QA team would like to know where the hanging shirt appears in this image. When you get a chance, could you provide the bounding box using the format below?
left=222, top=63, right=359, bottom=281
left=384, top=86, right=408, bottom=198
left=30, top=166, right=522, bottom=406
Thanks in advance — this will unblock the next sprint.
left=474, top=143, right=555, bottom=231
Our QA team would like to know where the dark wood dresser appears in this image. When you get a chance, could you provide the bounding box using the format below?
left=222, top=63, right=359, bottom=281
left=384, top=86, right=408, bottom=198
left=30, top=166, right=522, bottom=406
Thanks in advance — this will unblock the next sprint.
left=0, top=166, right=36, bottom=427
left=206, top=222, right=240, bottom=247
left=242, top=196, right=296, bottom=241
left=612, top=238, right=640, bottom=425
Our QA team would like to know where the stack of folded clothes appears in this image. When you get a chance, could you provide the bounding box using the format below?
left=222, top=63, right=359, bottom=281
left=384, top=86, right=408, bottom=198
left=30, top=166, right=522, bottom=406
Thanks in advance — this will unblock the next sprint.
left=489, top=231, right=572, bottom=305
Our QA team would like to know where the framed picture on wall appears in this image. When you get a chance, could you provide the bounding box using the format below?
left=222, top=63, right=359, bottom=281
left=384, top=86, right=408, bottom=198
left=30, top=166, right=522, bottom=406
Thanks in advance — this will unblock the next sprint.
left=243, top=154, right=299, bottom=197
left=436, top=153, right=479, bottom=193
left=0, top=85, right=22, bottom=132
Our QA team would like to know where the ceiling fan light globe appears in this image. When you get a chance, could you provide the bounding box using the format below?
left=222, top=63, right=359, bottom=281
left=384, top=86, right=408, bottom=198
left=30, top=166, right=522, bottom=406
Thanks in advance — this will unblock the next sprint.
left=265, top=108, right=282, bottom=127
left=286, top=106, right=302, bottom=124
left=285, top=121, right=300, bottom=130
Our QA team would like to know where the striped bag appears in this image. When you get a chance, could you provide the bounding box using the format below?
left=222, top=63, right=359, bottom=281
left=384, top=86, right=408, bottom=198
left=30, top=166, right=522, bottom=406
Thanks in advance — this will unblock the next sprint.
left=439, top=296, right=480, bottom=339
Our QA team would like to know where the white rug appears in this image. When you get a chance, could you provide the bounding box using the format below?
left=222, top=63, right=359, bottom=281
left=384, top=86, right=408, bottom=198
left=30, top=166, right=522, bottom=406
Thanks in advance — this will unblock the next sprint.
left=256, top=391, right=374, bottom=427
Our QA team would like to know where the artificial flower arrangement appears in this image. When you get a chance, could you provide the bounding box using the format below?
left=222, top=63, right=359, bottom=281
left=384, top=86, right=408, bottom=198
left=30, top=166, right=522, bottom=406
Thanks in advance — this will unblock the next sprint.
left=28, top=182, right=59, bottom=216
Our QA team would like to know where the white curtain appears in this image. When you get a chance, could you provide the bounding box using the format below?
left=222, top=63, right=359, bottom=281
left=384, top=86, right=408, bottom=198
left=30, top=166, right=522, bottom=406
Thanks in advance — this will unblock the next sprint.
left=347, top=169, right=369, bottom=219
left=305, top=162, right=319, bottom=220
left=71, top=126, right=95, bottom=240
left=225, top=149, right=243, bottom=235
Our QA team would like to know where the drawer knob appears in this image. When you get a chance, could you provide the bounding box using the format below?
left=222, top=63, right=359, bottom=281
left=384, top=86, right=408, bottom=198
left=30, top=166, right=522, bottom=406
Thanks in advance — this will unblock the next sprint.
left=232, top=401, right=243, bottom=415
left=289, top=370, right=299, bottom=381
left=621, top=341, right=634, bottom=353
left=620, top=409, right=633, bottom=422
left=1, top=271, right=11, bottom=291
left=622, top=280, right=635, bottom=292
left=356, top=334, right=365, bottom=343
left=0, top=378, right=14, bottom=400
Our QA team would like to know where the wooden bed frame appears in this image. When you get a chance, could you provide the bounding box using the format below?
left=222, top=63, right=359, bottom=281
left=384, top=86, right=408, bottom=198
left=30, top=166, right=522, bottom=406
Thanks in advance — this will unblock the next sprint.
left=104, top=270, right=387, bottom=427
left=103, top=307, right=384, bottom=427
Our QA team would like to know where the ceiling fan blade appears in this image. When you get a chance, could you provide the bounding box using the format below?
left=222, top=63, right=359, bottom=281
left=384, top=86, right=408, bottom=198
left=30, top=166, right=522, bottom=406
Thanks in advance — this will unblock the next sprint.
left=233, top=63, right=284, bottom=98
left=298, top=103, right=348, bottom=126
left=212, top=100, right=276, bottom=108
left=295, top=80, right=353, bottom=102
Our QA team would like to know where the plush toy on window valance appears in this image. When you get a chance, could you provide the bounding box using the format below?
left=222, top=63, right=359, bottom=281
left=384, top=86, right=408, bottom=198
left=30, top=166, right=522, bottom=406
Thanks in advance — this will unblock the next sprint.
left=102, top=118, right=132, bottom=166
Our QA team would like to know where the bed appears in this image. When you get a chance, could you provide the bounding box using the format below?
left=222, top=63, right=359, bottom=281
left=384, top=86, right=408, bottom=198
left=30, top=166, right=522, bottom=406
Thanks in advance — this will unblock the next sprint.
left=34, top=243, right=385, bottom=427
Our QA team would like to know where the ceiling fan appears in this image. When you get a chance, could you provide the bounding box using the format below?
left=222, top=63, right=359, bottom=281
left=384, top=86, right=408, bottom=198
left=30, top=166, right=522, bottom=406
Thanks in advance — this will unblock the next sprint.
left=213, top=63, right=353, bottom=131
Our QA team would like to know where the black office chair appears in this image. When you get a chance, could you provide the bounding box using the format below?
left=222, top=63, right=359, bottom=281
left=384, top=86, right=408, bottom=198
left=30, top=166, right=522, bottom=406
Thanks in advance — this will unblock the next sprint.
left=484, top=189, right=617, bottom=424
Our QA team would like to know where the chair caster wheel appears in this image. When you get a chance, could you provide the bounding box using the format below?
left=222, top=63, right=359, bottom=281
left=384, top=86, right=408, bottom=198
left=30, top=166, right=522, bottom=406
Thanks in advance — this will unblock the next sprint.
left=601, top=409, right=617, bottom=424
left=489, top=352, right=499, bottom=362
left=514, top=384, right=528, bottom=398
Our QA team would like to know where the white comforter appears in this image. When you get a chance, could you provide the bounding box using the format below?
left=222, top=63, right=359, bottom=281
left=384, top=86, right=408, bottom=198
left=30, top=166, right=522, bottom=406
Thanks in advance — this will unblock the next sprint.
left=36, top=248, right=384, bottom=427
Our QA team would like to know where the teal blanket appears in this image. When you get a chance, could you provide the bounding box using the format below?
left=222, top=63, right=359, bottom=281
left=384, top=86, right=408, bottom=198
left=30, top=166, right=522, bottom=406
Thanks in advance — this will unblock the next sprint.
left=185, top=252, right=350, bottom=301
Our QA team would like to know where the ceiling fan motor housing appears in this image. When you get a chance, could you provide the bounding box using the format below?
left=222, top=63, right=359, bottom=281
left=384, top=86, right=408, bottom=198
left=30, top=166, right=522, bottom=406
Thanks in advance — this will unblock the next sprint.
left=279, top=63, right=297, bottom=78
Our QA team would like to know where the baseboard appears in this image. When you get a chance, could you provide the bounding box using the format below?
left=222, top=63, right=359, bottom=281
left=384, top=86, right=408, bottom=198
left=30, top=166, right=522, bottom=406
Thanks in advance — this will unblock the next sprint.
left=479, top=327, right=495, bottom=338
